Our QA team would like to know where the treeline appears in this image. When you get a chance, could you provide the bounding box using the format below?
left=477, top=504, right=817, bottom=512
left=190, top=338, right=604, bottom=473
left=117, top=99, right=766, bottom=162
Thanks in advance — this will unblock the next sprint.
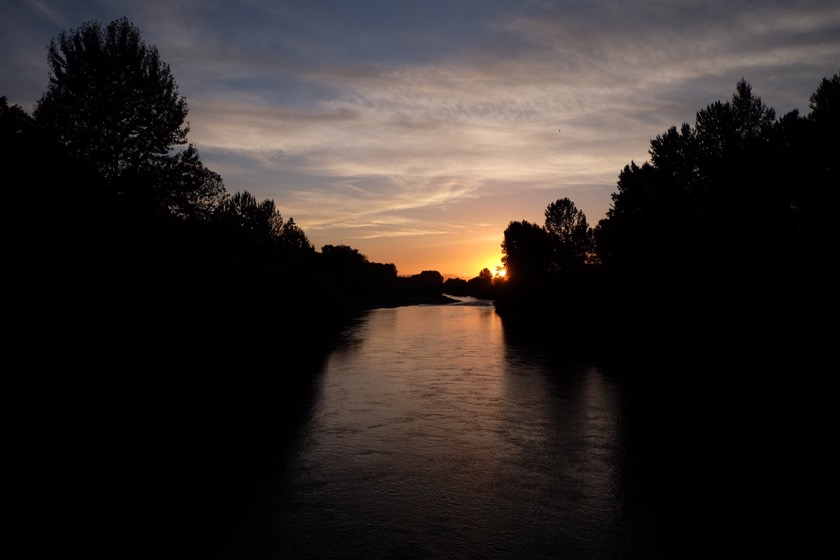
left=494, top=73, right=839, bottom=360
left=443, top=268, right=504, bottom=300
left=5, top=17, right=835, bottom=549
left=3, top=18, right=450, bottom=375
left=2, top=19, right=460, bottom=544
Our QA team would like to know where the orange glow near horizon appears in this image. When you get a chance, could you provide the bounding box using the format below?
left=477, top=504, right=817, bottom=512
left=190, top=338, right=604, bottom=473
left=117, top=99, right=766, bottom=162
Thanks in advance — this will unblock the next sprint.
left=454, top=256, right=506, bottom=280
left=359, top=234, right=506, bottom=280
left=400, top=258, right=505, bottom=280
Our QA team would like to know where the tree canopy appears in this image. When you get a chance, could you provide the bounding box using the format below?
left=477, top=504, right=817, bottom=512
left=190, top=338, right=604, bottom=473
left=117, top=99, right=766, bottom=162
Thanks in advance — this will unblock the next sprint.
left=544, top=197, right=592, bottom=272
left=501, top=220, right=553, bottom=288
left=595, top=74, right=839, bottom=278
left=33, top=17, right=224, bottom=218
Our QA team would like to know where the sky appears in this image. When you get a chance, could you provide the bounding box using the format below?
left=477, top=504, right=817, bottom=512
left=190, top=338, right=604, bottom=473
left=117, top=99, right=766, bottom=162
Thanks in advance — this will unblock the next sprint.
left=3, top=1, right=839, bottom=278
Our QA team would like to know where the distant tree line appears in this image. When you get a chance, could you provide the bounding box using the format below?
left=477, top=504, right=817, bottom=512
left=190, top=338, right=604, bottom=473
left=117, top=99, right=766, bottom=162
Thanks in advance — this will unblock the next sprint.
left=494, top=73, right=839, bottom=358
left=443, top=267, right=502, bottom=300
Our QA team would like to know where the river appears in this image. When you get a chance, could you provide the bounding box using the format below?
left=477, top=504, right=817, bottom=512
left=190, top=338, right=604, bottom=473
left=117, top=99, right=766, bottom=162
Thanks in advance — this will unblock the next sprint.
left=197, top=297, right=717, bottom=559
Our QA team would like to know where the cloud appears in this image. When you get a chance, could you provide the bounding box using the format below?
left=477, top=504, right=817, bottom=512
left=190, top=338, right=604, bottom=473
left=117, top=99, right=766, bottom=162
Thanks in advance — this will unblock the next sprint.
left=25, top=0, right=64, bottom=26
left=4, top=0, right=838, bottom=276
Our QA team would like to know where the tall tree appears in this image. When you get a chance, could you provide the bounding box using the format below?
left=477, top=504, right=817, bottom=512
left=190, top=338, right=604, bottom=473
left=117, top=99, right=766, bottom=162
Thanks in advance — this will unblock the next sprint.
left=543, top=198, right=592, bottom=272
left=596, top=78, right=788, bottom=274
left=279, top=217, right=315, bottom=252
left=694, top=78, right=775, bottom=163
left=216, top=191, right=286, bottom=247
left=33, top=18, right=224, bottom=216
left=501, top=220, right=553, bottom=288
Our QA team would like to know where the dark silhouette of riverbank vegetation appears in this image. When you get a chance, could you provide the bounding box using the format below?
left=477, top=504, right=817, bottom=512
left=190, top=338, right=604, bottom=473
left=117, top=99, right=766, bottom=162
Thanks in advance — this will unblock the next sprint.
left=5, top=16, right=836, bottom=555
left=2, top=18, right=458, bottom=555
left=492, top=76, right=838, bottom=554
left=494, top=74, right=839, bottom=366
left=443, top=267, right=506, bottom=300
left=4, top=18, right=451, bottom=364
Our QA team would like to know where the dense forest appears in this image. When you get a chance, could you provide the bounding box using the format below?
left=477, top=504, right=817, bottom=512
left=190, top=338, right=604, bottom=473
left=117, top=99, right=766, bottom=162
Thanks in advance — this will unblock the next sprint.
left=4, top=18, right=836, bottom=553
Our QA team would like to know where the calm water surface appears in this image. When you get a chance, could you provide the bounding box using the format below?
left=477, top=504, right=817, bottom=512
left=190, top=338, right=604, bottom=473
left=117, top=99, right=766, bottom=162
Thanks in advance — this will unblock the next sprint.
left=206, top=298, right=705, bottom=559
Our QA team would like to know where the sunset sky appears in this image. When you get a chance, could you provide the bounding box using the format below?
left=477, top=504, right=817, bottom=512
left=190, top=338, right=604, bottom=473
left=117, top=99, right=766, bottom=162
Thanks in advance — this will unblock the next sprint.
left=3, top=1, right=839, bottom=278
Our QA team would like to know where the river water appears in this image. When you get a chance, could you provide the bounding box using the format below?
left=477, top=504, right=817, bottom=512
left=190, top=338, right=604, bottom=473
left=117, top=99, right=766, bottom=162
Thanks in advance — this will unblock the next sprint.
left=202, top=297, right=713, bottom=559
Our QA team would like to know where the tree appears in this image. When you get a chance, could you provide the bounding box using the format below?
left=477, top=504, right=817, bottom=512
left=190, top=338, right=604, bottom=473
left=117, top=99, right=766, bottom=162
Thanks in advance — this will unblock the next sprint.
left=33, top=18, right=223, bottom=217
left=278, top=217, right=315, bottom=252
left=127, top=144, right=225, bottom=219
left=595, top=78, right=790, bottom=274
left=809, top=72, right=840, bottom=124
left=408, top=271, right=444, bottom=294
left=321, top=244, right=369, bottom=269
left=501, top=220, right=553, bottom=288
left=0, top=96, right=34, bottom=143
left=694, top=78, right=775, bottom=162
left=466, top=268, right=496, bottom=299
left=216, top=191, right=286, bottom=247
left=543, top=198, right=592, bottom=272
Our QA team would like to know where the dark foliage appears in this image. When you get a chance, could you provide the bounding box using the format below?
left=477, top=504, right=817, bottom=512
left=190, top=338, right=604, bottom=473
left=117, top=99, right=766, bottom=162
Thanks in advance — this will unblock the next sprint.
left=501, top=220, right=554, bottom=288
left=7, top=15, right=838, bottom=550
left=3, top=20, right=439, bottom=554
left=496, top=73, right=839, bottom=360
left=593, top=75, right=837, bottom=353
left=544, top=197, right=593, bottom=272
left=33, top=17, right=225, bottom=218
left=443, top=268, right=503, bottom=300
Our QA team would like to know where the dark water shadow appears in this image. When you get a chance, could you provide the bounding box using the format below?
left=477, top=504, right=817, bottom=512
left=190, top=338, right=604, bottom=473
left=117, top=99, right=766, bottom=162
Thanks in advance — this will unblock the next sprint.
left=17, top=309, right=371, bottom=559
left=498, top=311, right=828, bottom=558
left=499, top=317, right=721, bottom=559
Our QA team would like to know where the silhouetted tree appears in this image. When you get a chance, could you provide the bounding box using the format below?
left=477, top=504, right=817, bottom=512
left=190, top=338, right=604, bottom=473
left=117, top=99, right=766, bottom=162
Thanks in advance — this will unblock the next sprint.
left=408, top=270, right=444, bottom=294
left=804, top=71, right=840, bottom=230
left=216, top=191, right=286, bottom=247
left=321, top=244, right=369, bottom=269
left=544, top=198, right=592, bottom=272
left=365, top=261, right=399, bottom=291
left=591, top=74, right=840, bottom=356
left=809, top=73, right=840, bottom=120
left=317, top=244, right=403, bottom=303
left=466, top=268, right=496, bottom=299
left=124, top=144, right=225, bottom=219
left=443, top=277, right=469, bottom=296
left=595, top=78, right=785, bottom=276
left=694, top=79, right=775, bottom=165
left=319, top=244, right=372, bottom=298
left=33, top=18, right=224, bottom=217
left=501, top=220, right=553, bottom=288
left=279, top=218, right=315, bottom=252
left=0, top=96, right=33, bottom=143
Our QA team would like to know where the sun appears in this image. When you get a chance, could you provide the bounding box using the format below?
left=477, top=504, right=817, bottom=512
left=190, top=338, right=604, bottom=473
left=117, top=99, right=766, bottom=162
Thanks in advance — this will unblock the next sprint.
left=491, top=262, right=507, bottom=279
